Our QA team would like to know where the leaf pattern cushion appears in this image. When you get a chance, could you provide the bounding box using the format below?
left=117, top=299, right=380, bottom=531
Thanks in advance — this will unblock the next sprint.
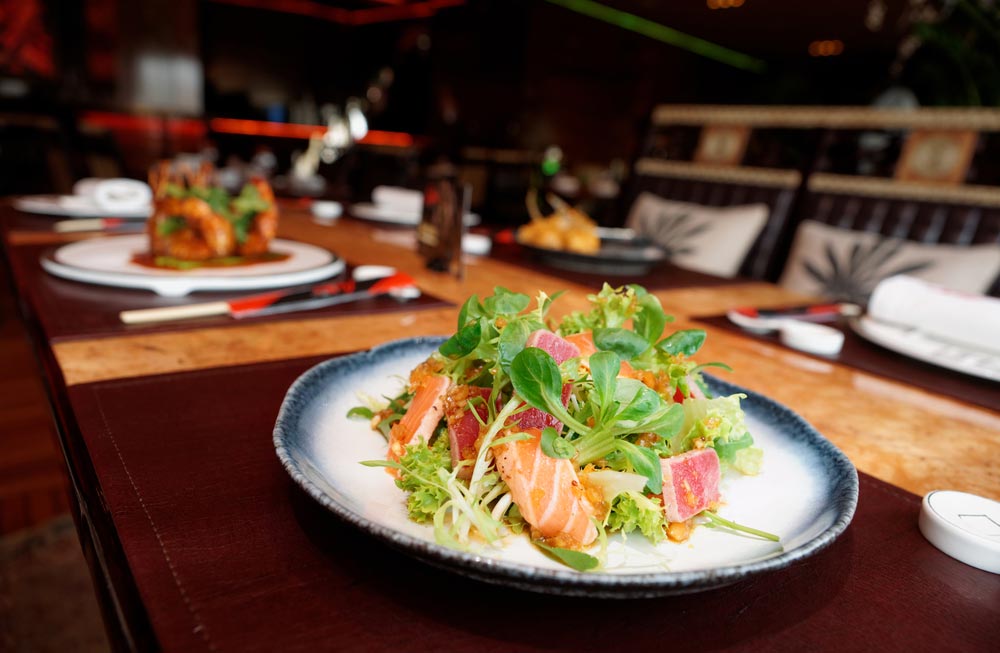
left=625, top=193, right=769, bottom=278
left=779, top=220, right=1000, bottom=304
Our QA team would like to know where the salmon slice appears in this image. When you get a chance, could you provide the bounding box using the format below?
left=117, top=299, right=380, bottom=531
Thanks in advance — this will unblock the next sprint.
left=494, top=428, right=598, bottom=547
left=563, top=331, right=598, bottom=358
left=563, top=330, right=638, bottom=378
left=388, top=374, right=452, bottom=462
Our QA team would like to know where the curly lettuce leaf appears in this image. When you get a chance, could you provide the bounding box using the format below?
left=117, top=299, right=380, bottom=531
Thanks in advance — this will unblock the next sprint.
left=395, top=436, right=453, bottom=523
left=673, top=394, right=746, bottom=451
left=605, top=491, right=666, bottom=543
left=559, top=283, right=642, bottom=334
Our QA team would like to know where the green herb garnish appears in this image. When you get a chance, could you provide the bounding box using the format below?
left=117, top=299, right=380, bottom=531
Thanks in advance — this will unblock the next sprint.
left=533, top=541, right=600, bottom=571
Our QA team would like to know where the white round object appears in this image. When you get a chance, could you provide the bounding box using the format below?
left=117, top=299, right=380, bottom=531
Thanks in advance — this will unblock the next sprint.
left=779, top=321, right=845, bottom=356
left=311, top=201, right=343, bottom=222
left=919, top=491, right=1000, bottom=574
left=351, top=265, right=396, bottom=282
left=461, top=233, right=491, bottom=256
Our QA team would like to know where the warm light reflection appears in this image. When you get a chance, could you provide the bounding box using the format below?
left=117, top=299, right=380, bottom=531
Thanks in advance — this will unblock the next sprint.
left=707, top=0, right=745, bottom=9
left=80, top=111, right=206, bottom=137
left=206, top=0, right=465, bottom=26
left=809, top=40, right=845, bottom=56
left=209, top=118, right=417, bottom=147
left=79, top=112, right=417, bottom=148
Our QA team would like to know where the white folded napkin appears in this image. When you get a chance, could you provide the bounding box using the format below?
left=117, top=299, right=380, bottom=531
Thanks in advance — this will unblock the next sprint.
left=73, top=178, right=153, bottom=212
left=372, top=186, right=423, bottom=214
left=868, top=275, right=1000, bottom=354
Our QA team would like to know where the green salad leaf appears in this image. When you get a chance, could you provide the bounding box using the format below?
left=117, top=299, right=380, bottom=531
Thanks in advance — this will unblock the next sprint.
left=606, top=491, right=666, bottom=543
left=533, top=541, right=600, bottom=571
left=362, top=436, right=452, bottom=524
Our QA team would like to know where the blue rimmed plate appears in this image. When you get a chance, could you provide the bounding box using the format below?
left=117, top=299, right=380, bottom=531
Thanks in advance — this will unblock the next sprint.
left=273, top=337, right=858, bottom=598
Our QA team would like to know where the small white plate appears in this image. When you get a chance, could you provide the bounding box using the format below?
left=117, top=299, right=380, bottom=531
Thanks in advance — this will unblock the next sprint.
left=850, top=316, right=1000, bottom=382
left=41, top=235, right=345, bottom=297
left=14, top=195, right=151, bottom=219
left=350, top=202, right=480, bottom=227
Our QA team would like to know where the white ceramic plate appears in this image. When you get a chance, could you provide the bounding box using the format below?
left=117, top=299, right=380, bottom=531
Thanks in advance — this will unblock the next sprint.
left=14, top=195, right=151, bottom=219
left=41, top=235, right=345, bottom=297
left=850, top=316, right=1000, bottom=382
left=274, top=337, right=858, bottom=598
left=350, top=202, right=480, bottom=227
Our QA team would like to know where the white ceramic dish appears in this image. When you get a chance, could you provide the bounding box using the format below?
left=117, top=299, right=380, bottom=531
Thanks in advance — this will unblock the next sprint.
left=350, top=202, right=480, bottom=227
left=41, top=235, right=345, bottom=297
left=14, top=195, right=151, bottom=219
left=273, top=337, right=858, bottom=598
left=850, top=316, right=1000, bottom=382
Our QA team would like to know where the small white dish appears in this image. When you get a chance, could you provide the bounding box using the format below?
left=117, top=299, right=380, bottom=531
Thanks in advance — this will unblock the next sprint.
left=462, top=233, right=491, bottom=256
left=919, top=490, right=1000, bottom=574
left=779, top=321, right=845, bottom=357
left=311, top=201, right=343, bottom=224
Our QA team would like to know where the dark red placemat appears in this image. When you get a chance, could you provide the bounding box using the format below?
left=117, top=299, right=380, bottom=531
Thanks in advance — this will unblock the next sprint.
left=697, top=315, right=999, bottom=412
left=67, top=356, right=999, bottom=652
left=3, top=242, right=450, bottom=341
left=489, top=239, right=742, bottom=290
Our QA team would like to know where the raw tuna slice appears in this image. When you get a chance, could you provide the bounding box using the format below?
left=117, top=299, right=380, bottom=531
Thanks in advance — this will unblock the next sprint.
left=526, top=329, right=580, bottom=364
left=512, top=330, right=578, bottom=431
left=445, top=386, right=493, bottom=479
left=660, top=448, right=721, bottom=522
left=512, top=384, right=571, bottom=430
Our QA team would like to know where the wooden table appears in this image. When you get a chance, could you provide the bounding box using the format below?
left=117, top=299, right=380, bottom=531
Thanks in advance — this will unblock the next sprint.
left=3, top=204, right=998, bottom=651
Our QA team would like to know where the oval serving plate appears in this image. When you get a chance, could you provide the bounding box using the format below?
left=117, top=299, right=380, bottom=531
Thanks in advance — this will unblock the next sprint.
left=518, top=237, right=667, bottom=276
left=274, top=337, right=858, bottom=598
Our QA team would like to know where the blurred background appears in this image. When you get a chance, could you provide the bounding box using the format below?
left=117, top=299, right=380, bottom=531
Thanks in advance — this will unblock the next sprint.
left=3, top=0, right=998, bottom=223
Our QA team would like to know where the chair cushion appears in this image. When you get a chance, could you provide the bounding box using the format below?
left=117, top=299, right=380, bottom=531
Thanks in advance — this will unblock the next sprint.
left=779, top=220, right=1000, bottom=303
left=625, top=193, right=769, bottom=278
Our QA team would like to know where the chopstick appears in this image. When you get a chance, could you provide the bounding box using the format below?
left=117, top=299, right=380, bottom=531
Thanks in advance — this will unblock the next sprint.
left=54, top=218, right=144, bottom=233
left=120, top=302, right=231, bottom=325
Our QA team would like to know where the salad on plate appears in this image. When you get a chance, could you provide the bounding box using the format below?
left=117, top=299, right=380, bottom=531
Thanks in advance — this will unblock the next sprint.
left=352, top=284, right=777, bottom=571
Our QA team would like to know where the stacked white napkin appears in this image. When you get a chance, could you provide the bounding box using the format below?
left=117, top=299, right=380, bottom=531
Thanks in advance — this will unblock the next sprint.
left=868, top=275, right=1000, bottom=354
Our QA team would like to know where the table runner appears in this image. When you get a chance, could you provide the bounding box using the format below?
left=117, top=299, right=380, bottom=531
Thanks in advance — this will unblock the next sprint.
left=3, top=243, right=450, bottom=341
left=67, top=355, right=999, bottom=652
left=697, top=315, right=999, bottom=412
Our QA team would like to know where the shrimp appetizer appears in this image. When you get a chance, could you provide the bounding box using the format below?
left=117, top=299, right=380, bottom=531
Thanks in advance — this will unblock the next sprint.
left=146, top=162, right=279, bottom=266
left=517, top=190, right=601, bottom=255
left=355, top=284, right=778, bottom=571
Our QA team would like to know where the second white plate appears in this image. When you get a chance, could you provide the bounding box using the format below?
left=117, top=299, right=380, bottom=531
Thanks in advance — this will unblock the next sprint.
left=850, top=316, right=1000, bottom=382
left=15, top=195, right=151, bottom=219
left=42, top=235, right=345, bottom=297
